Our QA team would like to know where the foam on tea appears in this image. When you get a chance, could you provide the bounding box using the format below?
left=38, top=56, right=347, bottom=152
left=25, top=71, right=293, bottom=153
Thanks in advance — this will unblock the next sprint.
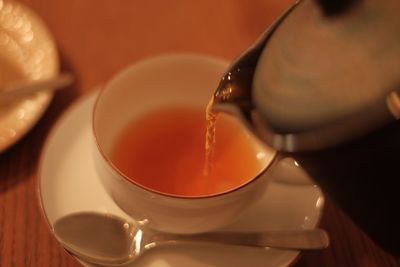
left=110, top=106, right=265, bottom=197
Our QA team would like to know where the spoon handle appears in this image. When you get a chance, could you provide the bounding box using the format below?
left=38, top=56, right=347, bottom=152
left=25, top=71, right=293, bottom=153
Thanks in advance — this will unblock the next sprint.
left=0, top=73, right=74, bottom=104
left=155, top=229, right=329, bottom=250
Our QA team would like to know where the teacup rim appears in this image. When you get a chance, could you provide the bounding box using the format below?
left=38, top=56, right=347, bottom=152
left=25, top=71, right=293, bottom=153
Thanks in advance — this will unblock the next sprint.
left=92, top=53, right=278, bottom=200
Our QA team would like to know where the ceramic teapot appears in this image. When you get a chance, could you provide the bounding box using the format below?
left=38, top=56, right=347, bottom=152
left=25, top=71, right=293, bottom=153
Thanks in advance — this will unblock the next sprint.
left=213, top=0, right=400, bottom=256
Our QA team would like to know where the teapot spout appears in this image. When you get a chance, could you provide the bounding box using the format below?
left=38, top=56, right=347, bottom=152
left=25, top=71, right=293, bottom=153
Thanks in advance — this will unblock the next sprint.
left=212, top=73, right=253, bottom=114
left=211, top=0, right=299, bottom=144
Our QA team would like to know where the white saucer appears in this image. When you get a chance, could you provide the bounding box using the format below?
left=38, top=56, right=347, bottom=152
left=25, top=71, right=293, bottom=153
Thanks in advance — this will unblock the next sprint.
left=0, top=1, right=58, bottom=152
left=38, top=90, right=324, bottom=267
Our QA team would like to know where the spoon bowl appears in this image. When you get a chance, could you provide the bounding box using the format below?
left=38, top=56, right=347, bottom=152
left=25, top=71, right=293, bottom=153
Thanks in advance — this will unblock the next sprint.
left=53, top=212, right=329, bottom=266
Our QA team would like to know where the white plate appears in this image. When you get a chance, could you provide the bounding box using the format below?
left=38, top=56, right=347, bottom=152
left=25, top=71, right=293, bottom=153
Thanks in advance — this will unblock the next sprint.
left=0, top=0, right=58, bottom=152
left=38, top=90, right=324, bottom=267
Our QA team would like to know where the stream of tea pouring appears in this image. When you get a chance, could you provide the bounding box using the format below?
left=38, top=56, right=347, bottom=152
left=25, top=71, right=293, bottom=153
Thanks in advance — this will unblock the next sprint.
left=53, top=212, right=329, bottom=266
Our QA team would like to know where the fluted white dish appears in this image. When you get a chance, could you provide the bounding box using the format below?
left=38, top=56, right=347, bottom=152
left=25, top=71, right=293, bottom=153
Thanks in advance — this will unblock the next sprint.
left=0, top=0, right=58, bottom=152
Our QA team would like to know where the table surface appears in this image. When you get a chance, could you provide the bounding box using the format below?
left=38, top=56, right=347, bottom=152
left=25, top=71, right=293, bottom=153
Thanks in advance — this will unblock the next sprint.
left=1, top=0, right=399, bottom=266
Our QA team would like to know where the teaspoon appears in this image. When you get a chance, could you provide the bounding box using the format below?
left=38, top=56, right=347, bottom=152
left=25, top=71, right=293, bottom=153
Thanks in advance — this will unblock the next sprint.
left=53, top=212, right=329, bottom=266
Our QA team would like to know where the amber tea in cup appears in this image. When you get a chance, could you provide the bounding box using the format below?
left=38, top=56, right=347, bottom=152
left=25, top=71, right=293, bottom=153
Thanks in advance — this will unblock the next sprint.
left=109, top=106, right=263, bottom=197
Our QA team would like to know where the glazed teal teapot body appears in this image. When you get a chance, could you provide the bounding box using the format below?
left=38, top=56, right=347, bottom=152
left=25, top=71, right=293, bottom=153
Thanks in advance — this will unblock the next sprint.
left=213, top=0, right=400, bottom=255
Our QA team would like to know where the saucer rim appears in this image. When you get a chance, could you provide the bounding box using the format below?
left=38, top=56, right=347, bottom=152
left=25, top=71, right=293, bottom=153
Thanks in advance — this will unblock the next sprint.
left=36, top=90, right=98, bottom=232
left=36, top=90, right=99, bottom=266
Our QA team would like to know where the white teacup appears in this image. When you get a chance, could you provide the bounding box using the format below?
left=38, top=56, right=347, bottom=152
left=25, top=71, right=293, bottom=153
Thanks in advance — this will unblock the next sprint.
left=92, top=54, right=309, bottom=234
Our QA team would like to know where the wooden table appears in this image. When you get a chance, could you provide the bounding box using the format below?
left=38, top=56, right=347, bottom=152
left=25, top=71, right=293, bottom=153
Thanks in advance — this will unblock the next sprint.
left=1, top=0, right=399, bottom=266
